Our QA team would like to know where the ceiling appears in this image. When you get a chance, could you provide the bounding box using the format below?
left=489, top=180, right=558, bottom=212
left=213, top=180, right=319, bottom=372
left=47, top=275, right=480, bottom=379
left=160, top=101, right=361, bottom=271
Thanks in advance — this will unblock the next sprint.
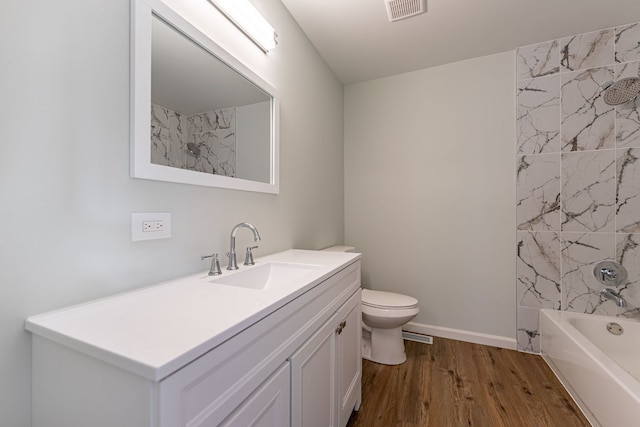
left=280, top=0, right=640, bottom=85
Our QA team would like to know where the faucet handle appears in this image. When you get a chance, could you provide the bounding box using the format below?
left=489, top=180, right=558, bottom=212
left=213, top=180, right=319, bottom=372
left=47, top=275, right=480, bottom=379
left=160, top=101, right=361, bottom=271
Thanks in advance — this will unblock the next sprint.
left=244, top=246, right=258, bottom=266
left=202, top=253, right=222, bottom=276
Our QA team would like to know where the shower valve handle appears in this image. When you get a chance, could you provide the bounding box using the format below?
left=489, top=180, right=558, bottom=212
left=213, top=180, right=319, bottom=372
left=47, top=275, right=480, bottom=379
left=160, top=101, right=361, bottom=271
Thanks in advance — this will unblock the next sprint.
left=593, top=261, right=627, bottom=287
left=600, top=268, right=616, bottom=282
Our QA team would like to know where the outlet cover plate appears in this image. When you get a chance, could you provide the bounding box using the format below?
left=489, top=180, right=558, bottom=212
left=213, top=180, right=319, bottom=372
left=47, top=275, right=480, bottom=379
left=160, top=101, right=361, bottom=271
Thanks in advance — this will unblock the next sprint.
left=132, top=212, right=171, bottom=241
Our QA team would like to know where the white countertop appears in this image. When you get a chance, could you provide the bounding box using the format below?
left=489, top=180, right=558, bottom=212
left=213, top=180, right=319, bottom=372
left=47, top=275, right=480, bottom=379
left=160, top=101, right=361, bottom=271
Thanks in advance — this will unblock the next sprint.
left=25, top=249, right=360, bottom=381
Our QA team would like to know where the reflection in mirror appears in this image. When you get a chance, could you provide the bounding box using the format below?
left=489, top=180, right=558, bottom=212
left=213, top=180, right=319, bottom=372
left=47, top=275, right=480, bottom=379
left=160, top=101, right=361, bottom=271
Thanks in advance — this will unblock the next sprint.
left=151, top=16, right=271, bottom=183
left=131, top=0, right=279, bottom=193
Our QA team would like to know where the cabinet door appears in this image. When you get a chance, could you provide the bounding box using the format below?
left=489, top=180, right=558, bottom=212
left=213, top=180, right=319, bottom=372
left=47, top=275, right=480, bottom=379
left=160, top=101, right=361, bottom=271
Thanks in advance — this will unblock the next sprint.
left=290, top=312, right=339, bottom=427
left=336, top=290, right=362, bottom=427
left=219, top=362, right=290, bottom=427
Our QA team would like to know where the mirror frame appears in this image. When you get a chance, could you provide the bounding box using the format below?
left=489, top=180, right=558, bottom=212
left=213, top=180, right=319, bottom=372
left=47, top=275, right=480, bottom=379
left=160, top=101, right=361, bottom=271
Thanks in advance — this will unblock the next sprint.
left=131, top=0, right=280, bottom=193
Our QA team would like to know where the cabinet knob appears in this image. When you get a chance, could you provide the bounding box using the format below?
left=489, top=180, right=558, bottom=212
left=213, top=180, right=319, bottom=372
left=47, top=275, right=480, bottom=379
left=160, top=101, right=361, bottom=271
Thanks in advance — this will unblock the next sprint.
left=336, top=320, right=347, bottom=334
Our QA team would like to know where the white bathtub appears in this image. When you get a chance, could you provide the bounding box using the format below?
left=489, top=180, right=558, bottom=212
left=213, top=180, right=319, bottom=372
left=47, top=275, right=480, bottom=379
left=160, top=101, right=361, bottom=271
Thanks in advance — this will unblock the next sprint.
left=540, top=309, right=640, bottom=426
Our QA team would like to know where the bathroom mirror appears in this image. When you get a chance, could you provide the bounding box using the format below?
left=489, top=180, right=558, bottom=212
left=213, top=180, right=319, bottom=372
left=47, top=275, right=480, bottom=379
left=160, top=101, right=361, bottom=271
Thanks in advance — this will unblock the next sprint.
left=131, top=0, right=279, bottom=193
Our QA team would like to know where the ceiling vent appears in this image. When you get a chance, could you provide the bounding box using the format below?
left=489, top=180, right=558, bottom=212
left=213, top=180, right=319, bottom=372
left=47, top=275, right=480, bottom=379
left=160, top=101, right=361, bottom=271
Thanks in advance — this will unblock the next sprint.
left=385, top=0, right=425, bottom=22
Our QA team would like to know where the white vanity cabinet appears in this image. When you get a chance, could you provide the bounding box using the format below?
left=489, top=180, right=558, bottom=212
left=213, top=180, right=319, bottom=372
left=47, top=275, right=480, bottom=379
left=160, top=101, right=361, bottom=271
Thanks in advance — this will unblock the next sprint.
left=27, top=250, right=361, bottom=427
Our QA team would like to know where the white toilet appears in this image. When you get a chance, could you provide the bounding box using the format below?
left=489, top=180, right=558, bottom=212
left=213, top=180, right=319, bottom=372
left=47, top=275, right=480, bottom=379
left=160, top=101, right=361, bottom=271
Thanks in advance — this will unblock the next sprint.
left=322, top=245, right=420, bottom=366
left=361, top=289, right=419, bottom=365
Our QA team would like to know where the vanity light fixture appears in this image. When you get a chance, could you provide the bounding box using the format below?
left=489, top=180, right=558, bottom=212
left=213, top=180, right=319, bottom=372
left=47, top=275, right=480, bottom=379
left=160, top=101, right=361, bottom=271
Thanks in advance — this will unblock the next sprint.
left=207, top=0, right=278, bottom=52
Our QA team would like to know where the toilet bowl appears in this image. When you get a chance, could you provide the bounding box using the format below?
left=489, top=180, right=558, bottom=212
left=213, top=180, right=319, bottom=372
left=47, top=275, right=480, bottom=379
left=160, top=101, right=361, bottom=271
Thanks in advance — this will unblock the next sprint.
left=321, top=245, right=419, bottom=365
left=361, top=289, right=419, bottom=365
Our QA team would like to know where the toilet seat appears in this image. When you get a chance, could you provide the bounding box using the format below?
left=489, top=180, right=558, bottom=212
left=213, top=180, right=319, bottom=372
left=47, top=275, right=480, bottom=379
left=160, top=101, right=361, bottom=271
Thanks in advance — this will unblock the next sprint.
left=361, top=289, right=418, bottom=310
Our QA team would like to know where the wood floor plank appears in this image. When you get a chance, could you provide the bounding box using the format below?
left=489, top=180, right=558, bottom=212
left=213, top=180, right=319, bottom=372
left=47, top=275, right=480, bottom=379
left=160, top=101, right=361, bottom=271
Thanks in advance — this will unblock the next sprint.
left=347, top=338, right=590, bottom=427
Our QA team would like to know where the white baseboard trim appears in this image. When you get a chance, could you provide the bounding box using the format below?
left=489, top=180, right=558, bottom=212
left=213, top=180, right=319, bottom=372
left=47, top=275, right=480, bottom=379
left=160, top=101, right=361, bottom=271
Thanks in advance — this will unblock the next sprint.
left=403, top=321, right=517, bottom=350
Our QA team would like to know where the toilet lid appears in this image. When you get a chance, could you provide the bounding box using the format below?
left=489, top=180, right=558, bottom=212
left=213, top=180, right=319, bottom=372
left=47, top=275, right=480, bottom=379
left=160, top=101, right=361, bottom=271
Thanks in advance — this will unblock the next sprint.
left=361, top=289, right=418, bottom=309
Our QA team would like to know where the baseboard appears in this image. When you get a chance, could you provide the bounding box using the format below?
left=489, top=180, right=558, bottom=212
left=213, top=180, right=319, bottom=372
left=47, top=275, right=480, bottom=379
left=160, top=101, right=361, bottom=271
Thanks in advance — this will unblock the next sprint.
left=403, top=321, right=517, bottom=350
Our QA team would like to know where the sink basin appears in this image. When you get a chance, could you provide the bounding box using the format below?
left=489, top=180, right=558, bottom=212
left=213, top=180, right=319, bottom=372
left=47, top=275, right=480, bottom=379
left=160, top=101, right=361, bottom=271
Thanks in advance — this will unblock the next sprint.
left=209, top=262, right=320, bottom=290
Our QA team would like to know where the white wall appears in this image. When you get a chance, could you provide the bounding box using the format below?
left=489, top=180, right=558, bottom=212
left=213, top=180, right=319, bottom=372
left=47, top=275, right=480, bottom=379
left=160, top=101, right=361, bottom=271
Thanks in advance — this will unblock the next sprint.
left=0, top=1, right=344, bottom=425
left=345, top=51, right=516, bottom=340
left=237, top=101, right=271, bottom=183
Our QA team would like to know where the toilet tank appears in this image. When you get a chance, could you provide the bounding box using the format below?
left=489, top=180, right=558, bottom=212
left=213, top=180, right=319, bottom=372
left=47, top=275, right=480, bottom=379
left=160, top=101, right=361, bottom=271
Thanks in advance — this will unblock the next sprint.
left=322, top=245, right=355, bottom=253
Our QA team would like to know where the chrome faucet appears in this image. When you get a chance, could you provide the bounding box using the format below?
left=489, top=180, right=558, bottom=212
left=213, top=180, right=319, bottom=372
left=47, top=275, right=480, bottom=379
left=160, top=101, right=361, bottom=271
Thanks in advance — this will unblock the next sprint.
left=601, top=288, right=627, bottom=308
left=227, top=223, right=261, bottom=270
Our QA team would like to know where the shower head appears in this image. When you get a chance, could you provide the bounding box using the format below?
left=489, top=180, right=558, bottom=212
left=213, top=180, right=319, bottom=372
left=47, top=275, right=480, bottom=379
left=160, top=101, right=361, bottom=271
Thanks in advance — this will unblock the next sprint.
left=186, top=142, right=201, bottom=157
left=602, top=77, right=640, bottom=105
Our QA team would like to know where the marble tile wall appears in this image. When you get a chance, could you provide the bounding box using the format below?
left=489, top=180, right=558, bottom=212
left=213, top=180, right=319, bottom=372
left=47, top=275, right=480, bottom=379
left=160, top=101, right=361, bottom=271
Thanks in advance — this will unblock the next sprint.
left=516, top=22, right=640, bottom=353
left=150, top=103, right=236, bottom=177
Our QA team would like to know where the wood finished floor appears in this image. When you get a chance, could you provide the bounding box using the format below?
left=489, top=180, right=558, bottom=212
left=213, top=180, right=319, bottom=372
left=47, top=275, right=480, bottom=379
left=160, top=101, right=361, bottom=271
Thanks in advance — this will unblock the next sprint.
left=346, top=338, right=590, bottom=427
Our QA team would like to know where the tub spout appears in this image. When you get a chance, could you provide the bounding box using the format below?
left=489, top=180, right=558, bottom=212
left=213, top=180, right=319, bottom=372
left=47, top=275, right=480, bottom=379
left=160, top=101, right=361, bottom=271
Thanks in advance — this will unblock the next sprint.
left=600, top=288, right=627, bottom=308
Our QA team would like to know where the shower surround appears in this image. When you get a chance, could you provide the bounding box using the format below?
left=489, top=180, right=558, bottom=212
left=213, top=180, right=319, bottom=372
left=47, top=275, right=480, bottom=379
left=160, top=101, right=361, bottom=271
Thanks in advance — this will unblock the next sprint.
left=150, top=103, right=237, bottom=177
left=516, top=22, right=640, bottom=352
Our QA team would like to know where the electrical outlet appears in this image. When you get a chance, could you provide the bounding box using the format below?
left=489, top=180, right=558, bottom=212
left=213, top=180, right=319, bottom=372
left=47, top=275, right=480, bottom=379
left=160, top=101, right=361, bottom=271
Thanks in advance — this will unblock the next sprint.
left=132, top=213, right=171, bottom=241
left=143, top=220, right=164, bottom=232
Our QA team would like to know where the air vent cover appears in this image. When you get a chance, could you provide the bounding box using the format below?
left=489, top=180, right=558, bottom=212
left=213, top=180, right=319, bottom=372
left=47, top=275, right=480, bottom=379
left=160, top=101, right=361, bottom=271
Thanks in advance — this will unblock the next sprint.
left=385, top=0, right=425, bottom=22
